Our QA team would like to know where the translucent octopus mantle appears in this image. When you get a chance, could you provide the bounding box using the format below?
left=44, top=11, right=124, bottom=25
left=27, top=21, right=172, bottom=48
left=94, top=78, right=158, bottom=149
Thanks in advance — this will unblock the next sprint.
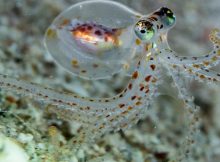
left=0, top=0, right=219, bottom=162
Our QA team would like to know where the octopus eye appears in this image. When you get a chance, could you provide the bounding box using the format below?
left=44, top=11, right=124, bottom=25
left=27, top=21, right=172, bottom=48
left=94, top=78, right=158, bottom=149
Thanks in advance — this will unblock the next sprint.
left=160, top=7, right=176, bottom=27
left=134, top=20, right=155, bottom=41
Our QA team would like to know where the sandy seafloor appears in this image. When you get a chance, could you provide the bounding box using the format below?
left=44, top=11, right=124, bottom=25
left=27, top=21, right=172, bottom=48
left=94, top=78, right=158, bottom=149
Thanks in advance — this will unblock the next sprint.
left=0, top=0, right=220, bottom=162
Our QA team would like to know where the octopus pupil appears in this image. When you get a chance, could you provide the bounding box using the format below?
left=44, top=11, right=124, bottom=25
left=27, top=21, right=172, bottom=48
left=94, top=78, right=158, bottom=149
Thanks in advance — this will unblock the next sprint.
left=140, top=30, right=146, bottom=33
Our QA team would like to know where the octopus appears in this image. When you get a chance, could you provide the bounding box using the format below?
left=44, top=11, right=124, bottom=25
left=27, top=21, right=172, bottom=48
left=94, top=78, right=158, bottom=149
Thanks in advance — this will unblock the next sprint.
left=0, top=0, right=220, bottom=161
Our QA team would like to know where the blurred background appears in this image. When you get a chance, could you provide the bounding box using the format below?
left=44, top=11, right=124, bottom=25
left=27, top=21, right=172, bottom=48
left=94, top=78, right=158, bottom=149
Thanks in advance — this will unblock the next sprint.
left=0, top=0, right=220, bottom=162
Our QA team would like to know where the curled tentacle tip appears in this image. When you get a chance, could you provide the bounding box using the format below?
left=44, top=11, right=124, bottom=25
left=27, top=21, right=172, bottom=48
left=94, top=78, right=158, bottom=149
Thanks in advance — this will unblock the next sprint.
left=211, top=28, right=220, bottom=37
left=212, top=28, right=220, bottom=33
left=209, top=28, right=220, bottom=44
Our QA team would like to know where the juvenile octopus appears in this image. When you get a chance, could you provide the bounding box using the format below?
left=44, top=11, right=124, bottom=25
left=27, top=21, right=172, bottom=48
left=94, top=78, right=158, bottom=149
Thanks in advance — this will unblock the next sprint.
left=0, top=0, right=220, bottom=160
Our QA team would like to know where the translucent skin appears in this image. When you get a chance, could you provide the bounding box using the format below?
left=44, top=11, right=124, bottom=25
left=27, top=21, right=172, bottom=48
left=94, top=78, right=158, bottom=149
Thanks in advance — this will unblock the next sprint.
left=44, top=0, right=141, bottom=80
left=0, top=0, right=220, bottom=160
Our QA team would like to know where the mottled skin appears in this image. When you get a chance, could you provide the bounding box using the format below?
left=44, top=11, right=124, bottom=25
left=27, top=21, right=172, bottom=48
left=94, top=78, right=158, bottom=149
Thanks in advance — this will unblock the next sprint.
left=0, top=1, right=220, bottom=161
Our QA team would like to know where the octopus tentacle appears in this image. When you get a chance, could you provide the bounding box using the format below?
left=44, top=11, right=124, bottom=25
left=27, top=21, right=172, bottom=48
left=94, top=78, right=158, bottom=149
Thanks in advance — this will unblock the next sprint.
left=92, top=58, right=160, bottom=142
left=163, top=62, right=200, bottom=162
left=159, top=29, right=220, bottom=68
left=0, top=74, right=104, bottom=122
left=77, top=57, right=161, bottom=142
left=181, top=66, right=220, bottom=83
left=47, top=105, right=95, bottom=126
left=0, top=49, right=160, bottom=146
left=0, top=73, right=144, bottom=115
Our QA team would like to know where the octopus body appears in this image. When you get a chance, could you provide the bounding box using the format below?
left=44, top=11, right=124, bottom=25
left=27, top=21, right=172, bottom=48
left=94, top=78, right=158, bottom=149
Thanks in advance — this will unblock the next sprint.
left=0, top=0, right=220, bottom=161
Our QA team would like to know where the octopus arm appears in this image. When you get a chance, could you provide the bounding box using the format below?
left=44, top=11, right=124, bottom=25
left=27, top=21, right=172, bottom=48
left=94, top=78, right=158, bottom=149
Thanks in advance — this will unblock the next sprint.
left=97, top=65, right=161, bottom=136
left=75, top=58, right=161, bottom=144
left=163, top=62, right=200, bottom=161
left=182, top=66, right=220, bottom=83
left=196, top=68, right=220, bottom=82
left=0, top=73, right=138, bottom=114
left=0, top=73, right=139, bottom=125
left=58, top=54, right=161, bottom=146
left=0, top=51, right=160, bottom=146
left=159, top=29, right=220, bottom=68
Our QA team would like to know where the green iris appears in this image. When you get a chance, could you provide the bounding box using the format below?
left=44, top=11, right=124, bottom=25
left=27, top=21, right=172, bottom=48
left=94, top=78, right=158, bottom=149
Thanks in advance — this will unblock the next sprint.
left=164, top=14, right=176, bottom=26
left=161, top=7, right=176, bottom=27
left=134, top=20, right=155, bottom=41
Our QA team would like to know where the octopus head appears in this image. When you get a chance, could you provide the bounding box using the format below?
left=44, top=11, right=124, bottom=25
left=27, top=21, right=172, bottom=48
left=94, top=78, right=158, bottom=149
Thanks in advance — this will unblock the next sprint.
left=134, top=7, right=175, bottom=42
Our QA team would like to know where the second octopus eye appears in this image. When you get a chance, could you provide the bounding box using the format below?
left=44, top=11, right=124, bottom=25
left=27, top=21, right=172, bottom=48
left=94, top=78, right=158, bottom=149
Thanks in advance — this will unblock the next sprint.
left=159, top=7, right=176, bottom=27
left=134, top=20, right=155, bottom=41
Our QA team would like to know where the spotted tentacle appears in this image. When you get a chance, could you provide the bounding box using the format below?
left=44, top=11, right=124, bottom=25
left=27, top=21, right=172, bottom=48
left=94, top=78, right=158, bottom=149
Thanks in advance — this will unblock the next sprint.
left=163, top=62, right=200, bottom=162
left=181, top=66, right=220, bottom=83
left=75, top=56, right=161, bottom=142
left=97, top=63, right=161, bottom=136
left=0, top=48, right=161, bottom=147
left=159, top=29, right=220, bottom=68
